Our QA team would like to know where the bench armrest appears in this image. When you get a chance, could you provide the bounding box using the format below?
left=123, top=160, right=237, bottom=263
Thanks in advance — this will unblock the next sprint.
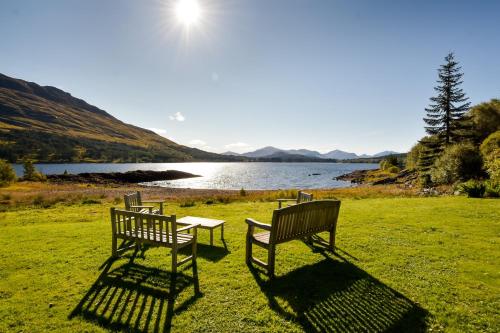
left=142, top=200, right=165, bottom=203
left=245, top=218, right=271, bottom=231
left=276, top=198, right=297, bottom=202
left=177, top=224, right=199, bottom=233
left=130, top=205, right=154, bottom=209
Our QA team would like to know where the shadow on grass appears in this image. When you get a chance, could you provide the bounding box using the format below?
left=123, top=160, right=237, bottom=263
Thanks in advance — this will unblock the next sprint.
left=69, top=252, right=201, bottom=332
left=250, top=251, right=429, bottom=332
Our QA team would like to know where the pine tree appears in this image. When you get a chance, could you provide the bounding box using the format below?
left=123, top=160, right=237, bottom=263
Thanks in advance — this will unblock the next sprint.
left=423, top=52, right=471, bottom=146
left=419, top=53, right=471, bottom=180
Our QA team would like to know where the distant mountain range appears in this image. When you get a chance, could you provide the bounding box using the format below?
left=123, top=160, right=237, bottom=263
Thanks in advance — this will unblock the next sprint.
left=222, top=146, right=400, bottom=160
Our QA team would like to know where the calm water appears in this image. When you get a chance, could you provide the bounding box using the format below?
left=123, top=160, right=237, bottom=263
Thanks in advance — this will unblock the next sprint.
left=12, top=162, right=378, bottom=190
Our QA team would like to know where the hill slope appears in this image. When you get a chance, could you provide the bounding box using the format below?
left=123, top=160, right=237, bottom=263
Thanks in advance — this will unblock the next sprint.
left=0, top=73, right=239, bottom=163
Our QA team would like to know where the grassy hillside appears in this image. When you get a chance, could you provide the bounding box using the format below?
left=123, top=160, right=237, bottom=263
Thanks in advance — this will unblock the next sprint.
left=0, top=73, right=239, bottom=163
left=0, top=194, right=498, bottom=332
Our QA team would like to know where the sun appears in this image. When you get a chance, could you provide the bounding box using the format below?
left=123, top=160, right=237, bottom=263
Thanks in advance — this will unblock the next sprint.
left=175, top=0, right=202, bottom=26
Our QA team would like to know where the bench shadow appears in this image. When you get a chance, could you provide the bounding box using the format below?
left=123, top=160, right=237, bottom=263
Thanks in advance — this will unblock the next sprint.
left=69, top=252, right=202, bottom=333
left=250, top=251, right=429, bottom=332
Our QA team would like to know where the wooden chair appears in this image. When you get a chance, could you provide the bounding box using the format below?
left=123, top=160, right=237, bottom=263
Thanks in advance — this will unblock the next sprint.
left=110, top=208, right=199, bottom=281
left=277, top=190, right=313, bottom=208
left=124, top=191, right=164, bottom=215
left=246, top=200, right=341, bottom=277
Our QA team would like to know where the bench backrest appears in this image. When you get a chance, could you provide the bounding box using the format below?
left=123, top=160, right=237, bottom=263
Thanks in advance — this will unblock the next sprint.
left=110, top=208, right=179, bottom=245
left=297, top=191, right=313, bottom=204
left=271, top=200, right=340, bottom=244
left=124, top=191, right=142, bottom=212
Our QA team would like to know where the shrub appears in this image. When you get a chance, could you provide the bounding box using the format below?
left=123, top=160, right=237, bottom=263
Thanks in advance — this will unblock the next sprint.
left=386, top=166, right=400, bottom=174
left=0, top=159, right=16, bottom=187
left=240, top=188, right=247, bottom=196
left=180, top=201, right=195, bottom=207
left=82, top=198, right=101, bottom=205
left=406, top=143, right=424, bottom=170
left=469, top=99, right=500, bottom=142
left=23, top=160, right=46, bottom=182
left=458, top=180, right=486, bottom=198
left=485, top=180, right=500, bottom=198
left=430, top=143, right=483, bottom=184
left=380, top=156, right=400, bottom=171
left=480, top=131, right=500, bottom=184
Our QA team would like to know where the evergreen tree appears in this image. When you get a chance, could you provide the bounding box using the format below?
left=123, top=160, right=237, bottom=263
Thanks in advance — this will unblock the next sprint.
left=419, top=52, right=471, bottom=180
left=423, top=52, right=471, bottom=146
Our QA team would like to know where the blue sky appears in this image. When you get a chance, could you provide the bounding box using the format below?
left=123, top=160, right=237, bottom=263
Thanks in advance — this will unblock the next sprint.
left=1, top=0, right=499, bottom=155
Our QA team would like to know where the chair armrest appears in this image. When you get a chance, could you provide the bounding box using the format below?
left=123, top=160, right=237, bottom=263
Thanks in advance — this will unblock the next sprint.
left=130, top=205, right=155, bottom=209
left=142, top=200, right=165, bottom=203
left=177, top=224, right=199, bottom=232
left=245, top=218, right=271, bottom=231
left=276, top=198, right=297, bottom=202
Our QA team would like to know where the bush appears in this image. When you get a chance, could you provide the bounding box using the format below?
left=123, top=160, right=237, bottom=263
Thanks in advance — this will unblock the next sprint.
left=180, top=201, right=195, bottom=207
left=406, top=143, right=424, bottom=170
left=480, top=131, right=500, bottom=184
left=458, top=180, right=486, bottom=198
left=0, top=159, right=16, bottom=187
left=430, top=143, right=483, bottom=184
left=386, top=166, right=400, bottom=174
left=485, top=180, right=500, bottom=198
left=469, top=99, right=500, bottom=142
left=240, top=188, right=247, bottom=196
left=23, top=160, right=46, bottom=182
left=380, top=156, right=399, bottom=171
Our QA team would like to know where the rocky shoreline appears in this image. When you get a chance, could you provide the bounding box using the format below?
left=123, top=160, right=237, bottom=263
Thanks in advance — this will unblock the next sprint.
left=46, top=170, right=200, bottom=184
left=335, top=169, right=418, bottom=186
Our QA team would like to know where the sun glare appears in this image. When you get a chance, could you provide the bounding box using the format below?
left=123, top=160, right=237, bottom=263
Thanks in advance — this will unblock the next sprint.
left=175, top=0, right=202, bottom=26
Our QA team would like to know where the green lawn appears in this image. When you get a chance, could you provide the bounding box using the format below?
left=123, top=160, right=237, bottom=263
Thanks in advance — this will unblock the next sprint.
left=0, top=197, right=498, bottom=332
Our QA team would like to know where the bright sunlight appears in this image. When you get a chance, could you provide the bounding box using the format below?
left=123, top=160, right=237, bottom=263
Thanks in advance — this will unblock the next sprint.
left=175, top=0, right=201, bottom=26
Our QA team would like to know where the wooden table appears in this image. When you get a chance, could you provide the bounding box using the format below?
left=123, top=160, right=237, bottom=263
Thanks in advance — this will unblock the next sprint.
left=177, top=216, right=225, bottom=246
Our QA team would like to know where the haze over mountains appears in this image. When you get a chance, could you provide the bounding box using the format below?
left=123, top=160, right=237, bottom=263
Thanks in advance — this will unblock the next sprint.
left=223, top=147, right=400, bottom=160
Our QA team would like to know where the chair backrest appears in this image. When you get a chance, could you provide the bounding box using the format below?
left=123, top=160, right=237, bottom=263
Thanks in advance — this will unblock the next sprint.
left=124, top=191, right=142, bottom=212
left=110, top=208, right=178, bottom=244
left=297, top=191, right=313, bottom=203
left=271, top=200, right=341, bottom=244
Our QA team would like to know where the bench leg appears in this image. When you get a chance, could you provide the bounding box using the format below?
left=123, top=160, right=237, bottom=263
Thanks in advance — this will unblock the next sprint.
left=171, top=248, right=178, bottom=274
left=192, top=237, right=200, bottom=294
left=245, top=236, right=253, bottom=265
left=111, top=234, right=118, bottom=258
left=329, top=229, right=336, bottom=252
left=267, top=246, right=276, bottom=278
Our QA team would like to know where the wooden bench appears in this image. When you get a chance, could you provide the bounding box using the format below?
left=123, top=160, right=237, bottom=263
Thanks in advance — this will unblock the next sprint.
left=110, top=208, right=199, bottom=282
left=277, top=190, right=313, bottom=208
left=124, top=191, right=165, bottom=215
left=246, top=200, right=341, bottom=277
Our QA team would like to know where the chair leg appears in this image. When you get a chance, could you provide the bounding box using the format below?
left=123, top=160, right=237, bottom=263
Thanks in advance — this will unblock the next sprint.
left=192, top=240, right=200, bottom=294
left=246, top=236, right=253, bottom=265
left=111, top=235, right=117, bottom=258
left=268, top=246, right=276, bottom=278
left=329, top=229, right=336, bottom=252
left=171, top=248, right=178, bottom=274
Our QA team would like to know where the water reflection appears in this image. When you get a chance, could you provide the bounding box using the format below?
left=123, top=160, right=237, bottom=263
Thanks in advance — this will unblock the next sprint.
left=13, top=162, right=378, bottom=190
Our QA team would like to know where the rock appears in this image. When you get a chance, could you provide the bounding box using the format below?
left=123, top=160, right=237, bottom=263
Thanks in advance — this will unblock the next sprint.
left=47, top=170, right=200, bottom=184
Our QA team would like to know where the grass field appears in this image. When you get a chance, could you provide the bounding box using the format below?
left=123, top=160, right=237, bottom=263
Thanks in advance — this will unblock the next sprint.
left=0, top=196, right=498, bottom=332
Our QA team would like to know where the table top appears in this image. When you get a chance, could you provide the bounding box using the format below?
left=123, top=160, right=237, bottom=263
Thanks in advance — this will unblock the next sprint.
left=177, top=216, right=225, bottom=228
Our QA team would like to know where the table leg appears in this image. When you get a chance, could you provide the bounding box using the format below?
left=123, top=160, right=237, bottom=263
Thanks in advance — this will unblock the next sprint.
left=221, top=224, right=224, bottom=240
left=210, top=229, right=213, bottom=246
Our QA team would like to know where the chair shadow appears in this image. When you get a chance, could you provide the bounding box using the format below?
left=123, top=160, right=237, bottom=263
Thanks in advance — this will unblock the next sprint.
left=180, top=243, right=230, bottom=263
left=250, top=251, right=429, bottom=333
left=69, top=251, right=202, bottom=333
